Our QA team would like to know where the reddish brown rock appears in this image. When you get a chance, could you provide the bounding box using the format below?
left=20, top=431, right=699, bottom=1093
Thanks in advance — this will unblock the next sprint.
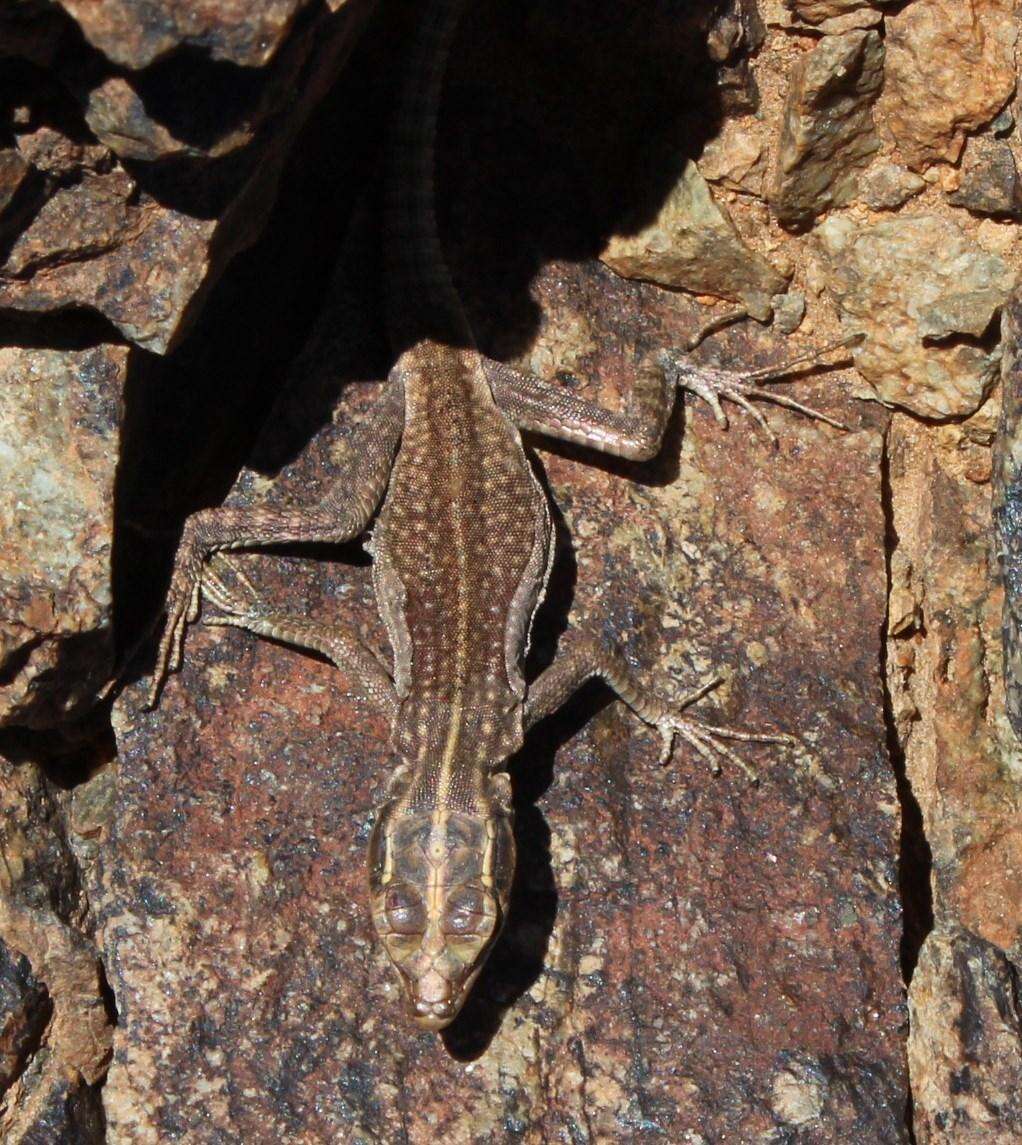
left=882, top=0, right=1017, bottom=171
left=55, top=0, right=333, bottom=69
left=0, top=345, right=125, bottom=729
left=93, top=220, right=905, bottom=1137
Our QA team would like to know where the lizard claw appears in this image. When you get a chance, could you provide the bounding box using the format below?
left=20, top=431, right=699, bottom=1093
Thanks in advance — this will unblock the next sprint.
left=657, top=335, right=857, bottom=441
left=655, top=713, right=794, bottom=784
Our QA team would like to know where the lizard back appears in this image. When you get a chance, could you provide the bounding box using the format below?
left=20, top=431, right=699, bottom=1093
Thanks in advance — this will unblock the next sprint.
left=373, top=341, right=550, bottom=810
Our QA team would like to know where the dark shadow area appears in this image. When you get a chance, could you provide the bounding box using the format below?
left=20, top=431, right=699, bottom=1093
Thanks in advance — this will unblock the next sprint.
left=879, top=436, right=934, bottom=984
left=111, top=0, right=733, bottom=678
left=442, top=679, right=610, bottom=1060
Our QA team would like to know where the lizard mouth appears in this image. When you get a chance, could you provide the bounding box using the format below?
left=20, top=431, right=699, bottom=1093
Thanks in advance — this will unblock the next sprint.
left=411, top=999, right=459, bottom=1030
left=405, top=967, right=471, bottom=1030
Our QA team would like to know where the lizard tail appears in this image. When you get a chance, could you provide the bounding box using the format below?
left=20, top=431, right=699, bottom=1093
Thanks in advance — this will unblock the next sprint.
left=383, top=0, right=472, bottom=350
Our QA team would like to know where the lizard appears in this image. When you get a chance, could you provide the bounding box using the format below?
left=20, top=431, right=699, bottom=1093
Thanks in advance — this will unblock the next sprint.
left=146, top=0, right=852, bottom=1030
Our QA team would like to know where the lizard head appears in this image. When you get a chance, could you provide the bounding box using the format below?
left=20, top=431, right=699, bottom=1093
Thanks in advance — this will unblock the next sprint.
left=367, top=775, right=515, bottom=1030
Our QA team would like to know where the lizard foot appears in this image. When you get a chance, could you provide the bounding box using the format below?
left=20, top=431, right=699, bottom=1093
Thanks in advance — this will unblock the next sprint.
left=145, top=515, right=211, bottom=709
left=657, top=334, right=861, bottom=444
left=654, top=713, right=794, bottom=784
left=647, top=677, right=793, bottom=784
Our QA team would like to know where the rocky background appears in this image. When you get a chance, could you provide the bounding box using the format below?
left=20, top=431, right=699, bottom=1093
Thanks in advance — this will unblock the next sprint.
left=0, top=0, right=1019, bottom=1141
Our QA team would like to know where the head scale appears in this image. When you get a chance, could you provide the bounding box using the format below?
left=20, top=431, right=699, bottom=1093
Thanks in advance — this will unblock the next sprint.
left=367, top=771, right=514, bottom=1029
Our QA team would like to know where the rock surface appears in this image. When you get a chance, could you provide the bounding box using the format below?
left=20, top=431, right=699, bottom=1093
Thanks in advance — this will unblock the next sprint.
left=881, top=0, right=1017, bottom=171
left=0, top=756, right=111, bottom=1142
left=2, top=0, right=1022, bottom=1139
left=0, top=1, right=372, bottom=352
left=948, top=137, right=1022, bottom=219
left=771, top=29, right=883, bottom=229
left=888, top=388, right=1022, bottom=1141
left=92, top=241, right=905, bottom=1140
left=857, top=161, right=926, bottom=212
left=601, top=159, right=789, bottom=321
left=766, top=0, right=891, bottom=33
left=817, top=214, right=1016, bottom=419
left=0, top=345, right=124, bottom=729
left=56, top=0, right=322, bottom=69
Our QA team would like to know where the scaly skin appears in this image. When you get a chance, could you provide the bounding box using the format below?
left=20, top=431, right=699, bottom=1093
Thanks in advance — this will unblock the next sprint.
left=149, top=0, right=849, bottom=1029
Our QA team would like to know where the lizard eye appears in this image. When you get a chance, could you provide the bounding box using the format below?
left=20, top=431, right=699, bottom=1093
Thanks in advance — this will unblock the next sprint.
left=443, top=886, right=491, bottom=936
left=385, top=885, right=426, bottom=935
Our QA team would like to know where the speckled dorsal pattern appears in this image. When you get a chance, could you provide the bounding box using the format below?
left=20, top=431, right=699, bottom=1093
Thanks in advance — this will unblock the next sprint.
left=373, top=339, right=549, bottom=811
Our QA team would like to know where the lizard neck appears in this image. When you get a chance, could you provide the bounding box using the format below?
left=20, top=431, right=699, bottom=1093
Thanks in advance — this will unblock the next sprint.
left=394, top=696, right=521, bottom=816
left=384, top=0, right=472, bottom=350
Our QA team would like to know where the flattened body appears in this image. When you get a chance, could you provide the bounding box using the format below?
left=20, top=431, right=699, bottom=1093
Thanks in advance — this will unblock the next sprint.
left=373, top=341, right=550, bottom=783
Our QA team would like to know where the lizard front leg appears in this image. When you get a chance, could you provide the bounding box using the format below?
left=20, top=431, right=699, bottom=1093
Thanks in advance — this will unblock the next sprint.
left=200, top=554, right=398, bottom=722
left=148, top=380, right=404, bottom=706
left=524, top=631, right=791, bottom=782
left=486, top=335, right=855, bottom=458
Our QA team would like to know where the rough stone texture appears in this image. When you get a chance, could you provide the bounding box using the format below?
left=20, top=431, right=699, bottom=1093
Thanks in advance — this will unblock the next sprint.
left=0, top=1, right=373, bottom=352
left=0, top=756, right=111, bottom=1141
left=56, top=0, right=329, bottom=69
left=601, top=159, right=789, bottom=321
left=0, top=150, right=29, bottom=217
left=882, top=0, right=1018, bottom=171
left=948, top=137, right=1022, bottom=219
left=697, top=118, right=768, bottom=196
left=888, top=396, right=1022, bottom=1142
left=3, top=0, right=1022, bottom=1138
left=816, top=214, right=1016, bottom=419
left=763, top=0, right=903, bottom=34
left=858, top=161, right=926, bottom=212
left=92, top=242, right=905, bottom=1139
left=771, top=29, right=884, bottom=229
left=909, top=927, right=1022, bottom=1143
left=0, top=345, right=124, bottom=730
left=995, top=293, right=1022, bottom=744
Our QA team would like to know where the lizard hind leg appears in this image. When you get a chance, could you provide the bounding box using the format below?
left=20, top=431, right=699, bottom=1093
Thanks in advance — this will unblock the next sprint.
left=523, top=631, right=792, bottom=784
